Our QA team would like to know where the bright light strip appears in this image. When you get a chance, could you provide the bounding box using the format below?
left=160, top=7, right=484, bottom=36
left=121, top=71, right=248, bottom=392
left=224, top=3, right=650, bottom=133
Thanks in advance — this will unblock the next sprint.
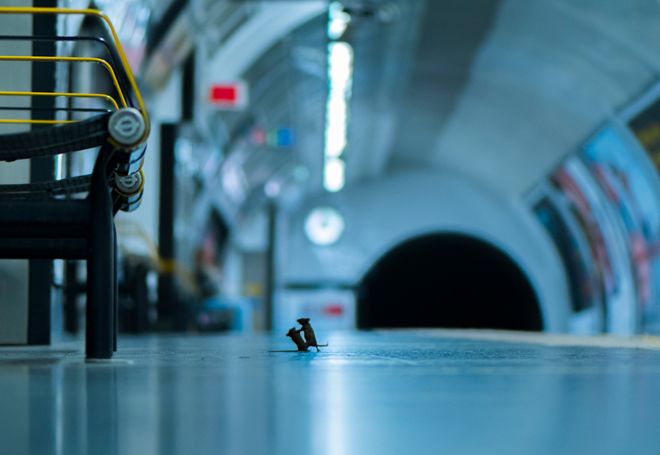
left=324, top=158, right=346, bottom=192
left=327, top=2, right=351, bottom=40
left=323, top=21, right=353, bottom=192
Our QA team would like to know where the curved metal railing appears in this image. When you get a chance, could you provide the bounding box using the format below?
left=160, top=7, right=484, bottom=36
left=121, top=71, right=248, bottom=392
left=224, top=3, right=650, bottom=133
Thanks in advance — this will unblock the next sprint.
left=0, top=7, right=150, bottom=139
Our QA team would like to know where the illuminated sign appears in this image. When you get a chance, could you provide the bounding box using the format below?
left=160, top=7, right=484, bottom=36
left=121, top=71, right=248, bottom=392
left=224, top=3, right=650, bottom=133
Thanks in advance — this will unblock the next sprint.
left=250, top=126, right=295, bottom=148
left=208, top=82, right=248, bottom=109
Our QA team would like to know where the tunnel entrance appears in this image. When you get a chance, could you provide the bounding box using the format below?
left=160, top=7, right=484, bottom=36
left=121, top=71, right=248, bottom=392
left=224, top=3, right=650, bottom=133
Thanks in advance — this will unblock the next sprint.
left=357, top=233, right=543, bottom=331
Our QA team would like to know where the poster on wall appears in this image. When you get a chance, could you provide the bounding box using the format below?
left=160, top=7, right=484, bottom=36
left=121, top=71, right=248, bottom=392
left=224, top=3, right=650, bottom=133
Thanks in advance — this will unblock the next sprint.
left=533, top=197, right=599, bottom=315
left=550, top=167, right=611, bottom=311
left=581, top=126, right=660, bottom=316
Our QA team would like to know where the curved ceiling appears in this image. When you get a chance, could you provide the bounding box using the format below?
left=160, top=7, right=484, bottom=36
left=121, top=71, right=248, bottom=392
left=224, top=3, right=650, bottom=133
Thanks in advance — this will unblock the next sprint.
left=427, top=0, right=660, bottom=195
left=300, top=0, right=660, bottom=195
left=206, top=0, right=660, bottom=211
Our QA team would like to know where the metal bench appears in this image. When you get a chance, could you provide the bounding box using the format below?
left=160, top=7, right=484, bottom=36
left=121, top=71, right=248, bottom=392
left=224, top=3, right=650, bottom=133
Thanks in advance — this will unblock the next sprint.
left=0, top=7, right=150, bottom=359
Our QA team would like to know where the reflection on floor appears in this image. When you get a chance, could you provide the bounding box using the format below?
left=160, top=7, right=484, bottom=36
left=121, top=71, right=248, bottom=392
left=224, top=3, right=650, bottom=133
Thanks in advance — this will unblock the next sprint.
left=1, top=330, right=660, bottom=455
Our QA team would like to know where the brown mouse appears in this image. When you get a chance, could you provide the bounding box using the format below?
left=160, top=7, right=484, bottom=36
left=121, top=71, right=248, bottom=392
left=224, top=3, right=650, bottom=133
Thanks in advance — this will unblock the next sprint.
left=296, top=318, right=328, bottom=352
left=286, top=327, right=308, bottom=352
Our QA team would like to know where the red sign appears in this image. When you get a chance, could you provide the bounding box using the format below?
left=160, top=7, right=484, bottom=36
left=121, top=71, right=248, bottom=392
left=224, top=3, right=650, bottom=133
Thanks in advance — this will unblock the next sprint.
left=323, top=303, right=344, bottom=316
left=208, top=82, right=248, bottom=109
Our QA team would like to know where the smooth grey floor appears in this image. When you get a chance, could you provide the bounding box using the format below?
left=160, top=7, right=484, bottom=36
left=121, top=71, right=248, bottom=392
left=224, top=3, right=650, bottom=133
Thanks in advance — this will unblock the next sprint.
left=1, top=331, right=660, bottom=455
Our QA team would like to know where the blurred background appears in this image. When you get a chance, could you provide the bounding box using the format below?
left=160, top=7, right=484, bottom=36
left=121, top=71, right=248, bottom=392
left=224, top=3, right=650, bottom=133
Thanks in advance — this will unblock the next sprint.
left=2, top=0, right=660, bottom=344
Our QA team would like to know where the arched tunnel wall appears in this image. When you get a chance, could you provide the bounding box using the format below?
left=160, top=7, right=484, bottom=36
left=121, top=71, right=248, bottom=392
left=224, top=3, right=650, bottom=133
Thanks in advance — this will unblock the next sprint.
left=199, top=1, right=660, bottom=334
left=278, top=169, right=572, bottom=332
left=356, top=233, right=542, bottom=330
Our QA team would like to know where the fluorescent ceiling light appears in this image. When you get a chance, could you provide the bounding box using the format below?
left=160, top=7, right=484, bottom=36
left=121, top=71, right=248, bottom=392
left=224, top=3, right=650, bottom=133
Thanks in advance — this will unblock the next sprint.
left=327, top=2, right=351, bottom=40
left=323, top=33, right=353, bottom=192
left=324, top=158, right=346, bottom=193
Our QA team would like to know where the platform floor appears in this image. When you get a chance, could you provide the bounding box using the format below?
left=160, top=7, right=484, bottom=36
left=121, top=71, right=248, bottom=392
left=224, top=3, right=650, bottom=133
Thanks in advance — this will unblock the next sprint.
left=1, top=330, right=660, bottom=455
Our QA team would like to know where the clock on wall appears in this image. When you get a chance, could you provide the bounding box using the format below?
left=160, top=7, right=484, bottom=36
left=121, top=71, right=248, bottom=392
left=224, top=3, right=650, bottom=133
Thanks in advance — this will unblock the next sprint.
left=304, top=206, right=345, bottom=246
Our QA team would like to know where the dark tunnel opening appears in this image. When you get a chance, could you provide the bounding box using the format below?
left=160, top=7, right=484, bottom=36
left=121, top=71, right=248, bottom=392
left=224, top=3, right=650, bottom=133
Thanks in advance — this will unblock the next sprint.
left=357, top=233, right=543, bottom=331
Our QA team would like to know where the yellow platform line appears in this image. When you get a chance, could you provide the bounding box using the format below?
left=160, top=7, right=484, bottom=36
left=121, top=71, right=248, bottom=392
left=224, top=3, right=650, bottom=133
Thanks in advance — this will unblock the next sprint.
left=409, top=328, right=660, bottom=351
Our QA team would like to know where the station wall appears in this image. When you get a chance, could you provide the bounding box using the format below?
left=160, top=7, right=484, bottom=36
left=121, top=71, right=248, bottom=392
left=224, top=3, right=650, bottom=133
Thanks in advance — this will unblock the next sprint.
left=278, top=168, right=572, bottom=332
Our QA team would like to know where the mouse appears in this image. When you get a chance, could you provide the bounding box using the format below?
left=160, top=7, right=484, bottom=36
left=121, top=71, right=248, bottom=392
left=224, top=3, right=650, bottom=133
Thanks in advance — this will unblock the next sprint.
left=286, top=327, right=308, bottom=352
left=296, top=318, right=328, bottom=352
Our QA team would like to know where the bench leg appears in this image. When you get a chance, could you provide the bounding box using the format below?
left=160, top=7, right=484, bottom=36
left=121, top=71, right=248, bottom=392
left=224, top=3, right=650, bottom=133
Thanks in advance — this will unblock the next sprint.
left=86, top=174, right=115, bottom=360
left=113, top=226, right=118, bottom=352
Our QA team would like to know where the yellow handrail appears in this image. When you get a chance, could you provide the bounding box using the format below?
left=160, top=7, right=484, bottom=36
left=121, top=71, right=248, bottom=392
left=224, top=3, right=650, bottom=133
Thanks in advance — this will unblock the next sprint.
left=0, top=119, right=76, bottom=125
left=0, top=6, right=150, bottom=140
left=0, top=91, right=119, bottom=109
left=115, top=220, right=196, bottom=289
left=0, top=56, right=127, bottom=108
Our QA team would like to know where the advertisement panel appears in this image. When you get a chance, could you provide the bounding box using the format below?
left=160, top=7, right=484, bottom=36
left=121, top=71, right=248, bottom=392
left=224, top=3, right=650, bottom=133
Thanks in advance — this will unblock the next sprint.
left=582, top=126, right=660, bottom=322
